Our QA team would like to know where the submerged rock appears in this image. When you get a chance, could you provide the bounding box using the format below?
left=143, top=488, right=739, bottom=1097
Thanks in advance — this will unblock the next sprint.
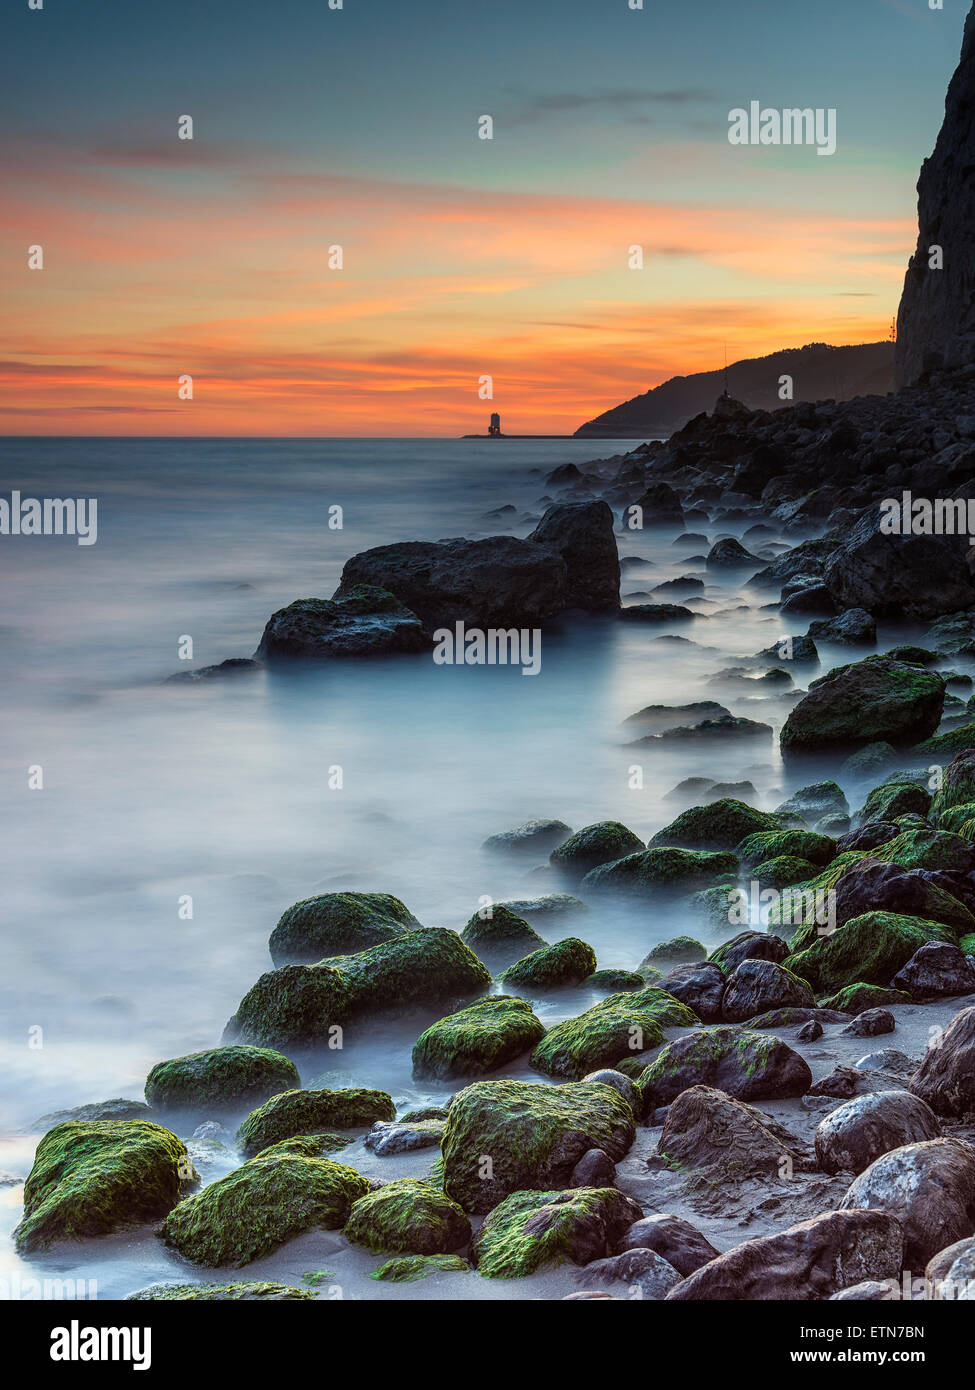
left=499, top=938, right=597, bottom=990
left=440, top=1079, right=636, bottom=1213
left=235, top=1087, right=395, bottom=1157
left=411, top=996, right=545, bottom=1080
left=582, top=847, right=738, bottom=897
left=128, top=1281, right=315, bottom=1301
left=144, top=1046, right=300, bottom=1117
left=482, top=819, right=573, bottom=856
left=549, top=821, right=644, bottom=879
left=269, top=891, right=419, bottom=967
left=14, top=1121, right=196, bottom=1254
left=255, top=586, right=429, bottom=661
left=459, top=905, right=547, bottom=966
left=780, top=656, right=945, bottom=757
left=649, top=798, right=781, bottom=851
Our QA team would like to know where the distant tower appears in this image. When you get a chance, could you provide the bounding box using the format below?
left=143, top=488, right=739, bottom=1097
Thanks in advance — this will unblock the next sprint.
left=488, top=412, right=501, bottom=436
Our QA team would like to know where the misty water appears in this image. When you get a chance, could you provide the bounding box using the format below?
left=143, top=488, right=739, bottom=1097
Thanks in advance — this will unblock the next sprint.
left=0, top=437, right=952, bottom=1296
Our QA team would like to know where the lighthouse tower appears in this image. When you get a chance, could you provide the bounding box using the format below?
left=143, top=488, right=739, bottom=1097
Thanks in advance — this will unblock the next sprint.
left=488, top=412, right=501, bottom=436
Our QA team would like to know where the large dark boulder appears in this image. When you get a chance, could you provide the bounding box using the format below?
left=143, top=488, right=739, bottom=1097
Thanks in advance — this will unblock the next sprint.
left=780, top=656, right=945, bottom=757
left=637, top=1026, right=811, bottom=1110
left=840, top=1138, right=975, bottom=1266
left=892, top=942, right=975, bottom=1000
left=255, top=586, right=429, bottom=660
left=529, top=501, right=620, bottom=611
left=815, top=1091, right=941, bottom=1175
left=823, top=509, right=975, bottom=620
left=910, top=1005, right=975, bottom=1117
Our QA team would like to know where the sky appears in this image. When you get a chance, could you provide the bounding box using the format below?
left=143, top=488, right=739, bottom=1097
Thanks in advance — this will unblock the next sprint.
left=0, top=0, right=969, bottom=436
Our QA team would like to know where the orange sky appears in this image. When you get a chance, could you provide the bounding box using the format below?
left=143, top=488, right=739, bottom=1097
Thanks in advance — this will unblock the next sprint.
left=2, top=158, right=911, bottom=436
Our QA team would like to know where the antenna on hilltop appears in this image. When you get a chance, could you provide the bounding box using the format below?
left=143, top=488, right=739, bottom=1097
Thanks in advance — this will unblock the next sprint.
left=723, top=342, right=729, bottom=396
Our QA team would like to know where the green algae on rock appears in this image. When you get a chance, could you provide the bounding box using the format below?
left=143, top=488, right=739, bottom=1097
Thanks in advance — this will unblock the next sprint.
left=471, top=1187, right=642, bottom=1278
left=637, top=1026, right=812, bottom=1111
left=649, top=798, right=782, bottom=850
left=856, top=780, right=932, bottom=826
left=497, top=937, right=596, bottom=989
left=370, top=1253, right=469, bottom=1282
left=14, top=1121, right=197, bottom=1254
left=582, top=846, right=738, bottom=897
left=780, top=656, right=945, bottom=758
left=411, top=995, right=545, bottom=1080
left=144, top=1045, right=300, bottom=1116
left=441, top=1079, right=636, bottom=1214
left=750, top=855, right=820, bottom=890
left=249, top=1133, right=353, bottom=1160
left=783, top=911, right=958, bottom=994
left=548, top=821, right=645, bottom=879
left=871, top=827, right=974, bottom=873
left=528, top=988, right=695, bottom=1080
left=236, top=1087, right=395, bottom=1158
left=584, top=968, right=646, bottom=992
left=128, top=1280, right=315, bottom=1301
left=159, top=1154, right=369, bottom=1267
left=344, top=1178, right=471, bottom=1255
left=932, top=750, right=975, bottom=818
left=640, top=935, right=706, bottom=965
left=737, top=829, right=837, bottom=868
left=459, top=905, right=546, bottom=963
left=269, top=891, right=419, bottom=966
left=818, top=983, right=912, bottom=1015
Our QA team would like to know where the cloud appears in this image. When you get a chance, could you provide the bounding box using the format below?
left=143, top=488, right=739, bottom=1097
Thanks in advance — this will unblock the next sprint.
left=502, top=86, right=717, bottom=126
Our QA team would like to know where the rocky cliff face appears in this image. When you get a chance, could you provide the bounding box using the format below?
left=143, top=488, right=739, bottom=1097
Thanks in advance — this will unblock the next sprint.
left=896, top=4, right=975, bottom=385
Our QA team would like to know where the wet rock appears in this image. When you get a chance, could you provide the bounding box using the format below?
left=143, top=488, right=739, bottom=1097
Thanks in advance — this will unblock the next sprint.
left=482, top=819, right=572, bottom=856
left=706, top=538, right=761, bottom=568
left=167, top=658, right=263, bottom=683
left=666, top=1209, right=903, bottom=1301
left=620, top=1212, right=720, bottom=1275
left=345, top=1178, right=471, bottom=1255
left=28, top=1099, right=153, bottom=1132
left=364, top=1119, right=445, bottom=1156
left=549, top=821, right=644, bottom=879
left=796, top=1020, right=823, bottom=1041
left=892, top=942, right=975, bottom=999
left=823, top=509, right=975, bottom=620
left=499, top=938, right=597, bottom=990
left=780, top=656, right=945, bottom=757
left=640, top=935, right=706, bottom=966
left=620, top=602, right=695, bottom=622
left=840, top=1138, right=975, bottom=1265
left=649, top=797, right=782, bottom=851
left=657, top=962, right=726, bottom=1023
left=268, top=891, right=419, bottom=967
left=529, top=987, right=696, bottom=1080
left=412, top=995, right=544, bottom=1080
left=144, top=1045, right=300, bottom=1118
left=582, top=847, right=738, bottom=898
left=528, top=500, right=621, bottom=612
left=708, top=930, right=790, bottom=975
left=807, top=608, right=877, bottom=647
left=570, top=1149, right=617, bottom=1188
left=574, top=1247, right=681, bottom=1298
left=842, top=1008, right=896, bottom=1039
left=830, top=1280, right=898, bottom=1301
left=784, top=911, right=960, bottom=995
left=472, top=1187, right=642, bottom=1277
left=658, top=1085, right=801, bottom=1182
left=910, top=1005, right=975, bottom=1116
left=815, top=1091, right=941, bottom=1175
left=236, top=1087, right=395, bottom=1158
left=721, top=960, right=816, bottom=1023
left=255, top=586, right=429, bottom=660
left=637, top=1025, right=812, bottom=1110
left=819, top=984, right=911, bottom=1016
left=624, top=701, right=729, bottom=734
left=774, top=782, right=849, bottom=824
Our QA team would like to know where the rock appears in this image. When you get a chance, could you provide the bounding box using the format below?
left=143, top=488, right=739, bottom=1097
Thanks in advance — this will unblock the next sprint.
left=842, top=1008, right=896, bottom=1038
left=780, top=583, right=836, bottom=616
left=459, top=905, right=546, bottom=966
left=482, top=819, right=572, bottom=856
left=873, top=827, right=975, bottom=874
left=756, top=634, right=820, bottom=665
left=167, top=658, right=263, bottom=683
left=529, top=987, right=696, bottom=1080
left=780, top=656, right=945, bottom=757
left=549, top=821, right=645, bottom=878
left=796, top=1020, right=823, bottom=1041
left=752, top=854, right=820, bottom=890
left=224, top=929, right=491, bottom=1048
left=721, top=960, right=815, bottom=1023
left=619, top=1213, right=720, bottom=1275
left=471, top=1187, right=642, bottom=1277
left=640, top=935, right=706, bottom=966
left=666, top=1209, right=903, bottom=1301
left=496, top=893, right=588, bottom=921
left=268, top=891, right=419, bottom=966
left=582, top=847, right=738, bottom=898
left=235, top=1088, right=395, bottom=1157
left=649, top=798, right=782, bottom=851
left=841, top=742, right=898, bottom=780
left=823, top=510, right=975, bottom=620
left=810, top=1066, right=868, bottom=1100
left=653, top=576, right=705, bottom=597
left=930, top=1238, right=975, bottom=1299
left=751, top=1007, right=849, bottom=1027
left=440, top=1079, right=636, bottom=1213
left=411, top=995, right=544, bottom=1080
left=932, top=748, right=975, bottom=817
left=570, top=1149, right=617, bottom=1188
left=255, top=586, right=428, bottom=661
left=527, top=500, right=620, bottom=612
left=335, top=537, right=569, bottom=628
left=637, top=1026, right=812, bottom=1110
left=819, top=984, right=911, bottom=1016
left=896, top=8, right=975, bottom=384
left=706, top=538, right=761, bottom=568
left=910, top=1005, right=975, bottom=1116
left=620, top=602, right=695, bottom=623
left=775, top=782, right=849, bottom=824
left=159, top=1154, right=368, bottom=1267
left=14, top=1121, right=197, bottom=1254
left=363, top=1120, right=445, bottom=1156
left=632, top=715, right=774, bottom=745
left=790, top=906, right=962, bottom=993
left=128, top=1281, right=315, bottom=1301
left=28, top=1099, right=153, bottom=1132
left=344, top=1178, right=471, bottom=1255
left=796, top=859, right=973, bottom=940
left=580, top=1069, right=642, bottom=1116
left=144, top=1045, right=299, bottom=1118
left=657, top=962, right=726, bottom=1023
left=892, top=942, right=975, bottom=999
left=807, top=608, right=877, bottom=646
left=370, top=1253, right=469, bottom=1282
left=585, top=969, right=645, bottom=992
left=499, top=938, right=597, bottom=990
left=830, top=1280, right=898, bottom=1301
left=627, top=482, right=684, bottom=527
left=856, top=1048, right=916, bottom=1074
left=708, top=930, right=790, bottom=975
left=856, top=780, right=932, bottom=825
left=840, top=1138, right=975, bottom=1265
left=815, top=1091, right=941, bottom=1175
left=658, top=1085, right=801, bottom=1181
left=574, top=1248, right=681, bottom=1298
left=625, top=702, right=729, bottom=733
left=249, top=1133, right=351, bottom=1160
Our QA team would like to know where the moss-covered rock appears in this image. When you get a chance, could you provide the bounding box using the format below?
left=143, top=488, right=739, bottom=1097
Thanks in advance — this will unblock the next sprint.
left=637, top=1026, right=812, bottom=1110
left=775, top=781, right=849, bottom=823
left=783, top=912, right=957, bottom=993
left=498, top=938, right=597, bottom=990
left=370, top=1254, right=468, bottom=1282
left=441, top=1079, right=636, bottom=1213
left=269, top=892, right=419, bottom=966
left=459, top=906, right=546, bottom=964
left=582, top=847, right=738, bottom=897
left=856, top=781, right=932, bottom=826
left=224, top=929, right=491, bottom=1048
left=932, top=750, right=975, bottom=819
left=584, top=969, right=645, bottom=992
left=871, top=827, right=974, bottom=874
left=411, top=996, right=544, bottom=1080
left=144, top=1046, right=299, bottom=1116
left=250, top=1133, right=353, bottom=1160
left=751, top=855, right=821, bottom=890
left=159, top=1154, right=368, bottom=1266
left=721, top=960, right=815, bottom=1022
left=471, top=1187, right=642, bottom=1278
left=708, top=929, right=790, bottom=975
left=818, top=983, right=912, bottom=1016
left=529, top=987, right=696, bottom=1080
left=128, top=1281, right=316, bottom=1301
left=549, top=821, right=645, bottom=878
left=915, top=723, right=975, bottom=757
left=14, top=1121, right=196, bottom=1254
left=649, top=798, right=782, bottom=850
left=961, top=933, right=975, bottom=955
left=737, top=829, right=837, bottom=868
left=235, top=1088, right=395, bottom=1158
left=936, top=801, right=975, bottom=836
left=780, top=657, right=945, bottom=757
left=640, top=935, right=706, bottom=965
left=344, top=1178, right=471, bottom=1255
